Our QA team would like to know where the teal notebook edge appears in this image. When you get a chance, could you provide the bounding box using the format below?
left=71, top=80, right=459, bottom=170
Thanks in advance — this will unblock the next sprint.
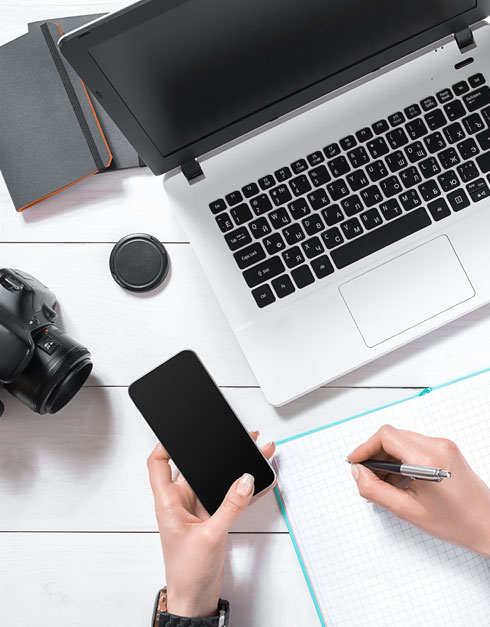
left=274, top=363, right=490, bottom=626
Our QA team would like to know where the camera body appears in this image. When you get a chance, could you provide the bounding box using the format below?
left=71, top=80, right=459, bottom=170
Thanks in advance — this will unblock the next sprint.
left=0, top=269, right=93, bottom=414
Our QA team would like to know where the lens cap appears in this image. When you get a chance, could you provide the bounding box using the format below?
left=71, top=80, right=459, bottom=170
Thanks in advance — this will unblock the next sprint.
left=110, top=234, right=169, bottom=293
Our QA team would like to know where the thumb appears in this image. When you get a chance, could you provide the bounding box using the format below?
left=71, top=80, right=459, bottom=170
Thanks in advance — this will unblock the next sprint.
left=207, top=473, right=255, bottom=535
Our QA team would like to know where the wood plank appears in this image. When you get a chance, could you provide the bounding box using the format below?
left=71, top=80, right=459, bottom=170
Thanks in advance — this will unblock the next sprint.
left=0, top=386, right=409, bottom=532
left=0, top=532, right=320, bottom=626
left=1, top=243, right=489, bottom=388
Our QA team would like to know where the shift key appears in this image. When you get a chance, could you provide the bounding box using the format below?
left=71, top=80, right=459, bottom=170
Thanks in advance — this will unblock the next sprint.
left=243, top=256, right=285, bottom=287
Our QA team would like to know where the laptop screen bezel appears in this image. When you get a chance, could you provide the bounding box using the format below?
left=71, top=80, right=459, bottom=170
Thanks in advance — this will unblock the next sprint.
left=59, top=0, right=490, bottom=176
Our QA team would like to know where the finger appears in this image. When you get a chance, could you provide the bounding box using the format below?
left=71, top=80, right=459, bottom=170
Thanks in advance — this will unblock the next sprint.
left=348, top=425, right=421, bottom=464
left=206, top=473, right=255, bottom=535
left=351, top=464, right=417, bottom=520
left=147, top=443, right=173, bottom=493
left=260, top=441, right=276, bottom=460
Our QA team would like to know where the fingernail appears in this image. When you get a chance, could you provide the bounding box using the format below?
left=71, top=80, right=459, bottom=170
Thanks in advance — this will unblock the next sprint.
left=265, top=441, right=274, bottom=448
left=351, top=464, right=359, bottom=481
left=251, top=430, right=260, bottom=437
left=237, top=473, right=255, bottom=496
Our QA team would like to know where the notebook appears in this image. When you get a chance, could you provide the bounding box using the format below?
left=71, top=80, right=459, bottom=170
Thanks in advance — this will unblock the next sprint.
left=274, top=369, right=490, bottom=627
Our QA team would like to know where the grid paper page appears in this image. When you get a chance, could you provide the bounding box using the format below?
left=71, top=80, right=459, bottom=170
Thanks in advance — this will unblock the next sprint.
left=274, top=371, right=490, bottom=627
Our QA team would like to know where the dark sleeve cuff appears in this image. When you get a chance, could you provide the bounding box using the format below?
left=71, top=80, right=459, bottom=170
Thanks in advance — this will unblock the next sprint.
left=152, top=592, right=230, bottom=627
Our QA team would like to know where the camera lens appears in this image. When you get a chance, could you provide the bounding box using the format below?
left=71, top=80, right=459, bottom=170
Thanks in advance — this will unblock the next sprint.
left=5, top=325, right=93, bottom=415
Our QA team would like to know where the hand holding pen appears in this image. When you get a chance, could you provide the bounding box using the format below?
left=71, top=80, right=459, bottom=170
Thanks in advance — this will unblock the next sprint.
left=347, top=425, right=490, bottom=558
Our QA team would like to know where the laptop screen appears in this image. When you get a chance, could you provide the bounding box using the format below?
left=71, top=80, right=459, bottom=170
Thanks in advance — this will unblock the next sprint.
left=88, top=0, right=476, bottom=162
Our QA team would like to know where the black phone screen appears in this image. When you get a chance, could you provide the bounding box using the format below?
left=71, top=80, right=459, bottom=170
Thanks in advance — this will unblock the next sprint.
left=128, top=351, right=276, bottom=514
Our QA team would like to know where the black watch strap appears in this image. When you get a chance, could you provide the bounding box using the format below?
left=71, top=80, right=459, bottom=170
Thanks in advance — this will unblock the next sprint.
left=152, top=591, right=230, bottom=627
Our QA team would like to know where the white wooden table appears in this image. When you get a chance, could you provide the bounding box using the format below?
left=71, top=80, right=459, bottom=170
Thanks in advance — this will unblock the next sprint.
left=2, top=4, right=490, bottom=625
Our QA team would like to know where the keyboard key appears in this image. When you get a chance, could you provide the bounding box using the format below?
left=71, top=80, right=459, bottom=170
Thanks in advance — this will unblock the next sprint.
left=225, top=227, right=252, bottom=251
left=406, top=118, right=428, bottom=140
left=419, top=179, right=441, bottom=202
left=428, top=198, right=451, bottom=221
left=283, top=223, right=306, bottom=245
left=302, top=236, right=324, bottom=259
left=419, top=157, right=441, bottom=179
left=311, top=256, right=335, bottom=279
left=360, top=185, right=383, bottom=207
left=226, top=190, right=244, bottom=206
left=399, top=189, right=422, bottom=211
left=347, top=146, right=370, bottom=168
left=380, top=176, right=403, bottom=198
left=328, top=179, right=350, bottom=201
left=341, top=194, right=363, bottom=217
left=372, top=119, right=389, bottom=135
left=307, top=151, right=325, bottom=167
left=341, top=217, right=364, bottom=240
left=289, top=198, right=311, bottom=220
left=216, top=213, right=234, bottom=233
left=453, top=80, right=470, bottom=96
left=447, top=188, right=470, bottom=212
left=438, top=170, right=460, bottom=192
left=270, top=184, right=293, bottom=207
left=250, top=194, right=273, bottom=216
left=360, top=208, right=383, bottom=230
left=272, top=275, right=295, bottom=299
left=231, top=203, right=253, bottom=225
left=457, top=138, right=480, bottom=160
left=309, top=165, right=331, bottom=187
left=405, top=141, right=427, bottom=163
left=462, top=113, right=485, bottom=135
left=464, top=87, right=490, bottom=112
left=234, top=242, right=267, bottom=270
left=388, top=111, right=405, bottom=127
left=291, top=159, right=308, bottom=174
left=444, top=100, right=466, bottom=121
left=307, top=188, right=330, bottom=210
left=386, top=151, right=408, bottom=173
left=469, top=73, right=486, bottom=89
left=322, top=227, right=344, bottom=249
left=328, top=156, right=351, bottom=178
left=331, top=208, right=431, bottom=270
left=387, top=128, right=409, bottom=149
left=421, top=96, right=437, bottom=111
left=380, top=198, right=403, bottom=220
left=264, top=233, right=287, bottom=255
left=467, top=178, right=490, bottom=203
left=269, top=207, right=291, bottom=229
left=291, top=265, right=315, bottom=289
left=366, top=160, right=388, bottom=182
left=405, top=104, right=422, bottom=119
left=252, top=284, right=276, bottom=308
left=347, top=170, right=370, bottom=191
left=290, top=175, right=312, bottom=197
left=302, top=214, right=325, bottom=236
left=482, top=105, right=490, bottom=126
left=250, top=217, right=272, bottom=239
left=476, top=128, right=490, bottom=151
left=436, top=89, right=453, bottom=104
left=444, top=122, right=466, bottom=144
left=400, top=166, right=422, bottom=188
left=275, top=166, right=292, bottom=182
left=282, top=246, right=305, bottom=269
left=438, top=147, right=460, bottom=170
left=324, top=143, right=341, bottom=159
left=424, top=132, right=446, bottom=154
left=321, top=204, right=344, bottom=226
left=476, top=150, right=490, bottom=173
left=356, top=127, right=373, bottom=142
left=425, top=109, right=446, bottom=131
left=262, top=233, right=286, bottom=255
left=243, top=255, right=285, bottom=288
left=242, top=183, right=259, bottom=199
left=209, top=199, right=226, bottom=214
left=340, top=135, right=357, bottom=151
left=367, top=137, right=390, bottom=159
left=457, top=161, right=479, bottom=183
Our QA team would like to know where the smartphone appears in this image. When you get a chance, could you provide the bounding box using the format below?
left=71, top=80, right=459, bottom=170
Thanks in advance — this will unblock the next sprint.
left=129, top=350, right=276, bottom=514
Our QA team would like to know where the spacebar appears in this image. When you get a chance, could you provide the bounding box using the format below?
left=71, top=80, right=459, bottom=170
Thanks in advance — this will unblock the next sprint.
left=331, top=208, right=432, bottom=270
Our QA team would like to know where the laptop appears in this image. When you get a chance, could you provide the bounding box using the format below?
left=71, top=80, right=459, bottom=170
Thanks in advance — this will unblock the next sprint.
left=60, top=0, right=490, bottom=406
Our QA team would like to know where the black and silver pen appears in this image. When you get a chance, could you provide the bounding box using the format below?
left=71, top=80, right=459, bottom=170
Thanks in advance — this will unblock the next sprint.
left=347, top=459, right=451, bottom=482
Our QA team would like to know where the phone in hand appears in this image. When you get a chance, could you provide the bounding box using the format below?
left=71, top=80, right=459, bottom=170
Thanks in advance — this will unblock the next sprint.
left=129, top=350, right=276, bottom=514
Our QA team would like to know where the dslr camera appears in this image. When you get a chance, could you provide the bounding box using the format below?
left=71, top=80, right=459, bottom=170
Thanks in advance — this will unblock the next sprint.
left=0, top=269, right=93, bottom=415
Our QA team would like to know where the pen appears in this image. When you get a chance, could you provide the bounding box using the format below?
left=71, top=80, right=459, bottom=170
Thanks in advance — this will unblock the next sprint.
left=347, top=459, right=451, bottom=482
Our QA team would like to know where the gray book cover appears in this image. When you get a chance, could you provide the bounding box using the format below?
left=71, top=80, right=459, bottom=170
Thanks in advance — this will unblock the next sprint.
left=0, top=22, right=112, bottom=211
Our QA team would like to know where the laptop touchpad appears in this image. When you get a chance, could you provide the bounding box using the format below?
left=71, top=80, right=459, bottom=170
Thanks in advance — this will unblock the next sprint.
left=339, top=236, right=475, bottom=348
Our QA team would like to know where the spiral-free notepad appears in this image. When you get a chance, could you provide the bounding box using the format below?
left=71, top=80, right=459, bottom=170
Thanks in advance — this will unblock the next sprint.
left=274, top=369, right=490, bottom=627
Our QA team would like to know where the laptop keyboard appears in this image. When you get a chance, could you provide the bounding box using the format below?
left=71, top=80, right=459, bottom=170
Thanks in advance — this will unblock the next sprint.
left=209, top=73, right=490, bottom=309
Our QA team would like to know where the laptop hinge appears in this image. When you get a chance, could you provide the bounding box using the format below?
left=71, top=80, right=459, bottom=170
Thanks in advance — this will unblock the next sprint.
left=455, top=27, right=475, bottom=52
left=181, top=159, right=204, bottom=183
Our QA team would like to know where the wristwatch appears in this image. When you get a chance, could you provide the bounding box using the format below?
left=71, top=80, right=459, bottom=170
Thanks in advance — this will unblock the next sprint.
left=152, top=588, right=230, bottom=627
